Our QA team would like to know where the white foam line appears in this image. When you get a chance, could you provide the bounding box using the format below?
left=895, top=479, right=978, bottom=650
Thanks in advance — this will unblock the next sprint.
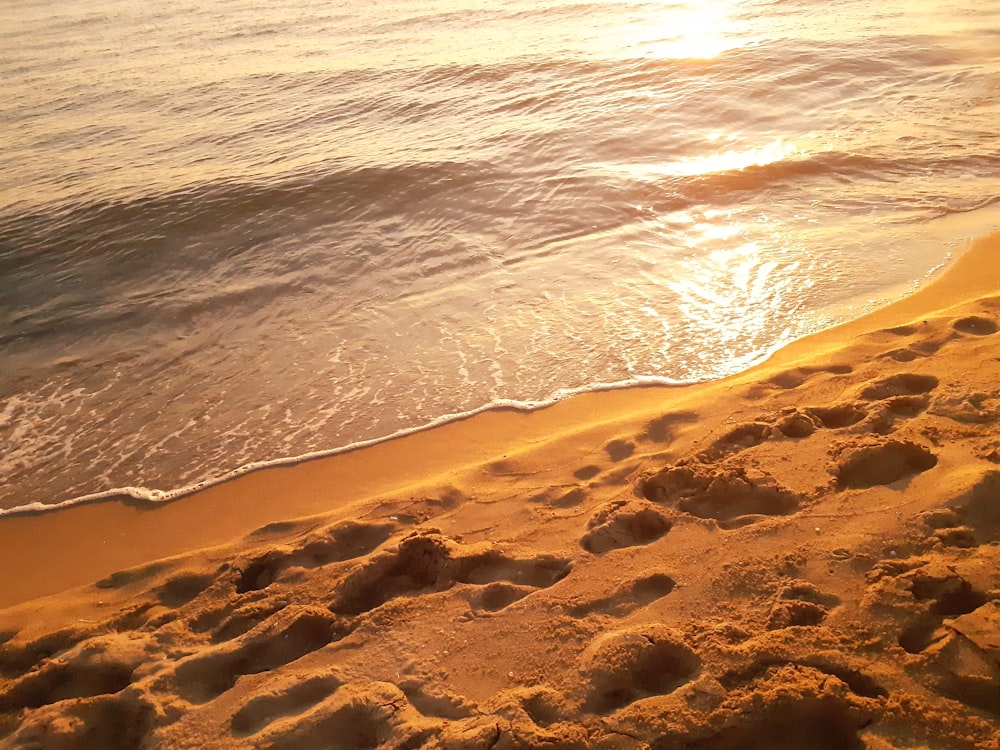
left=0, top=373, right=702, bottom=519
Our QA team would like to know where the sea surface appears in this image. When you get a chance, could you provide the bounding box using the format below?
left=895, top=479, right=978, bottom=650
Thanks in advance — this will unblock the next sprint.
left=2, top=0, right=999, bottom=513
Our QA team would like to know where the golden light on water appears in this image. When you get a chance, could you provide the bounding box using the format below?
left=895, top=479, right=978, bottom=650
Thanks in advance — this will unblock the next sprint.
left=640, top=202, right=803, bottom=375
left=668, top=234, right=799, bottom=370
left=665, top=137, right=798, bottom=177
left=610, top=137, right=800, bottom=194
left=644, top=0, right=744, bottom=60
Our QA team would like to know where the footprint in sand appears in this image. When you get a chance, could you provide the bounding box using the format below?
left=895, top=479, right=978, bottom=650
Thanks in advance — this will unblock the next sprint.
left=864, top=548, right=999, bottom=716
left=565, top=572, right=676, bottom=617
left=235, top=520, right=396, bottom=594
left=604, top=439, right=636, bottom=462
left=829, top=437, right=937, bottom=489
left=952, top=314, right=998, bottom=336
left=94, top=561, right=169, bottom=591
left=529, top=485, right=587, bottom=509
left=777, top=374, right=937, bottom=440
left=765, top=581, right=840, bottom=630
left=249, top=682, right=427, bottom=750
left=858, top=372, right=939, bottom=401
left=195, top=598, right=291, bottom=643
left=512, top=685, right=572, bottom=728
left=806, top=403, right=869, bottom=429
left=881, top=346, right=924, bottom=362
left=468, top=581, right=542, bottom=613
left=580, top=499, right=672, bottom=554
left=397, top=678, right=474, bottom=721
left=929, top=388, right=1000, bottom=424
left=641, top=411, right=699, bottom=444
left=917, top=507, right=978, bottom=549
left=940, top=471, right=1000, bottom=546
left=0, top=633, right=152, bottom=713
left=877, top=322, right=949, bottom=363
left=895, top=564, right=989, bottom=655
left=704, top=662, right=877, bottom=750
left=0, top=630, right=163, bottom=749
left=172, top=606, right=345, bottom=703
left=230, top=672, right=342, bottom=736
left=916, top=471, right=1000, bottom=549
left=696, top=422, right=771, bottom=462
left=925, top=601, right=1000, bottom=715
left=0, top=628, right=90, bottom=681
left=2, top=689, right=155, bottom=750
left=154, top=570, right=217, bottom=607
left=776, top=404, right=866, bottom=437
left=764, top=363, right=853, bottom=391
left=573, top=464, right=602, bottom=481
left=642, top=464, right=802, bottom=529
left=578, top=624, right=699, bottom=713
left=327, top=531, right=571, bottom=617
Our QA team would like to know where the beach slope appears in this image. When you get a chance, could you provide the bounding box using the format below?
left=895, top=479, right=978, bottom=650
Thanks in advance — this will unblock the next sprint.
left=1, top=233, right=999, bottom=748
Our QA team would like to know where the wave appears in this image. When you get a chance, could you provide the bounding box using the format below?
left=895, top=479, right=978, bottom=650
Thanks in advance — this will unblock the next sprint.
left=4, top=138, right=995, bottom=347
left=6, top=136, right=993, bottom=274
left=0, top=373, right=703, bottom=519
left=401, top=30, right=963, bottom=90
left=0, top=159, right=498, bottom=264
left=605, top=149, right=1000, bottom=223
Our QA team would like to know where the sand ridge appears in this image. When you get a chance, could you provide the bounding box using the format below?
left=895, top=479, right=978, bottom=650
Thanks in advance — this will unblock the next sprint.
left=1, top=235, right=1000, bottom=748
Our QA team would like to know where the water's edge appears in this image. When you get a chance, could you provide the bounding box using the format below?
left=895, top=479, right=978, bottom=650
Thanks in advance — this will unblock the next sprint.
left=0, top=275, right=930, bottom=520
left=0, top=375, right=697, bottom=518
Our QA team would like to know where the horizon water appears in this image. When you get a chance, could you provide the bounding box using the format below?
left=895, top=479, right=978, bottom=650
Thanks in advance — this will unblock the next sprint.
left=2, top=0, right=1000, bottom=514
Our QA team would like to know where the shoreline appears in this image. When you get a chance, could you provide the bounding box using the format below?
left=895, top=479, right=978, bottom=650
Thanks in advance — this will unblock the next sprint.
left=0, top=378, right=701, bottom=520
left=6, top=204, right=999, bottom=522
left=11, top=204, right=1000, bottom=523
left=0, top=231, right=998, bottom=748
left=0, top=234, right=1000, bottom=607
left=1, top=233, right=997, bottom=608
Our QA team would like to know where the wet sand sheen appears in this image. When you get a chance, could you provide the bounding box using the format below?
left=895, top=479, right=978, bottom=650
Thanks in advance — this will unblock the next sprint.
left=0, top=231, right=999, bottom=747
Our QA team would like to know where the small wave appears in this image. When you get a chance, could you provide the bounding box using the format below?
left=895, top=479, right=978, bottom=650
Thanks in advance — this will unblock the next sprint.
left=621, top=147, right=1000, bottom=210
left=0, top=374, right=700, bottom=519
left=0, top=159, right=500, bottom=264
left=403, top=29, right=952, bottom=92
left=0, top=276, right=308, bottom=350
left=0, top=158, right=506, bottom=343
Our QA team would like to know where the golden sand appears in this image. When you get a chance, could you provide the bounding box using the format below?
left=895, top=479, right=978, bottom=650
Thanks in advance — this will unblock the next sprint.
left=1, top=233, right=999, bottom=749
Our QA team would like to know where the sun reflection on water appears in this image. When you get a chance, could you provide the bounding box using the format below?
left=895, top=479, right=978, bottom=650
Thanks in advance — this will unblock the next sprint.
left=615, top=137, right=800, bottom=181
left=611, top=128, right=805, bottom=364
left=643, top=0, right=746, bottom=60
left=666, top=138, right=798, bottom=177
left=668, top=236, right=802, bottom=371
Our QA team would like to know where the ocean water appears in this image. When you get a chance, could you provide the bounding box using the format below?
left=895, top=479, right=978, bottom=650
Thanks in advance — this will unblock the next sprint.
left=2, top=0, right=999, bottom=513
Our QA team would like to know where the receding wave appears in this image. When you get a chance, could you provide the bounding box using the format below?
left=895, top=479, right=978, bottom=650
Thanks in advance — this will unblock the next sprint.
left=611, top=148, right=1000, bottom=218
left=0, top=374, right=700, bottom=519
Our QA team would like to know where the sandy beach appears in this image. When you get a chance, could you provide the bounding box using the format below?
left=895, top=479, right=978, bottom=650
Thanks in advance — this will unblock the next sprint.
left=2, top=231, right=999, bottom=749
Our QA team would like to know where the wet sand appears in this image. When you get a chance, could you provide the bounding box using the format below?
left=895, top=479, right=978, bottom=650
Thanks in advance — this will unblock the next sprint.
left=1, top=233, right=999, bottom=749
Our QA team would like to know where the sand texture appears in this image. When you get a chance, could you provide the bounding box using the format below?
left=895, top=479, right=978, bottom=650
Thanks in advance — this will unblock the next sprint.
left=2, top=234, right=1000, bottom=749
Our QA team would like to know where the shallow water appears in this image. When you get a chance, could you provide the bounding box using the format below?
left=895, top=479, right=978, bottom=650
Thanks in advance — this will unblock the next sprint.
left=2, top=0, right=999, bottom=512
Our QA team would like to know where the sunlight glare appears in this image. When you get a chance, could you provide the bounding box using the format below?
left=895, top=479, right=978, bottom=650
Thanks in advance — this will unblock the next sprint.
left=665, top=138, right=798, bottom=178
left=646, top=0, right=743, bottom=60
